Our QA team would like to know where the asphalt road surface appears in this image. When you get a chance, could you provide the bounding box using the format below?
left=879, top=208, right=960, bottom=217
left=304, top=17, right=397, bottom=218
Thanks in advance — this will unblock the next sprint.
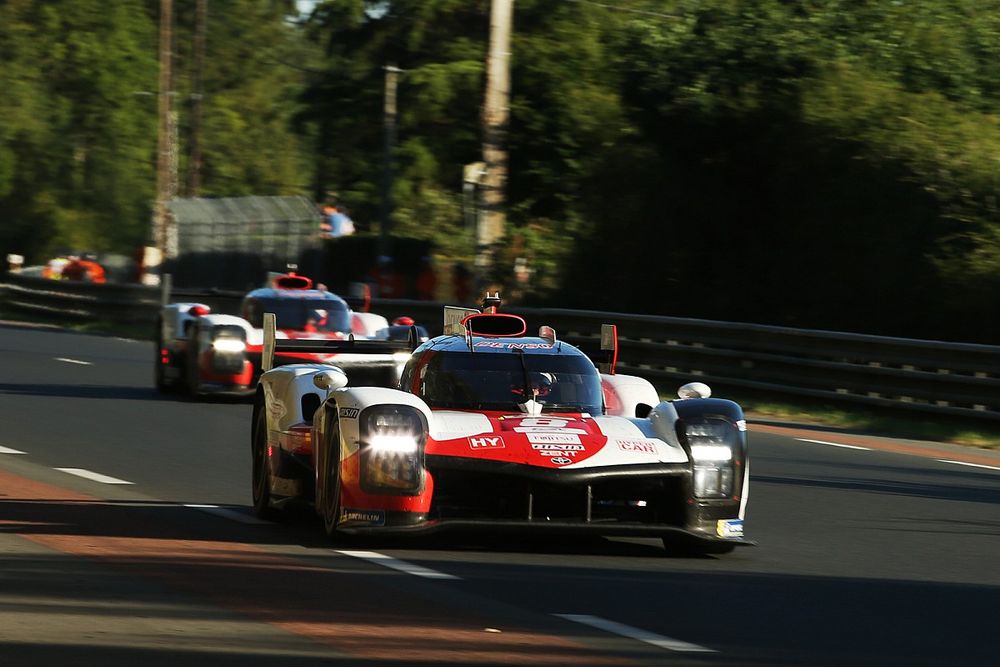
left=1, top=323, right=998, bottom=666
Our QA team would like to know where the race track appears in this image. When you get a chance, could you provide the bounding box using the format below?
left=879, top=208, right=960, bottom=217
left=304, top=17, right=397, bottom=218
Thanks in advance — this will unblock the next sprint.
left=1, top=323, right=998, bottom=666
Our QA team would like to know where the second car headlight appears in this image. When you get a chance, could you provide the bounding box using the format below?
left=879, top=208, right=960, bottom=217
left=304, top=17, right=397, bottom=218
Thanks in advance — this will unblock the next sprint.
left=212, top=338, right=246, bottom=353
left=360, top=406, right=426, bottom=494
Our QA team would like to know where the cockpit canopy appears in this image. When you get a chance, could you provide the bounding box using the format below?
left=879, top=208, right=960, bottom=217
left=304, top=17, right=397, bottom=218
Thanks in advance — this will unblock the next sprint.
left=243, top=295, right=351, bottom=333
left=401, top=350, right=603, bottom=414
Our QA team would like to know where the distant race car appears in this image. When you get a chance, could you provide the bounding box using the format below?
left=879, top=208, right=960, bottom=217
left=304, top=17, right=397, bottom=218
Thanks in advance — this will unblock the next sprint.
left=155, top=272, right=413, bottom=397
left=251, top=295, right=751, bottom=553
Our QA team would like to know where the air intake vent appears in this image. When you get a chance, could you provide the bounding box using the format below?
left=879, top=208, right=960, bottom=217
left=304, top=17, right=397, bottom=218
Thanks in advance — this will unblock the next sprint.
left=301, top=393, right=321, bottom=421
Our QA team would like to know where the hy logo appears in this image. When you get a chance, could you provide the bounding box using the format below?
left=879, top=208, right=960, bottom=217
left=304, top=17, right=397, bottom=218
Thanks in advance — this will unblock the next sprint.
left=469, top=436, right=505, bottom=449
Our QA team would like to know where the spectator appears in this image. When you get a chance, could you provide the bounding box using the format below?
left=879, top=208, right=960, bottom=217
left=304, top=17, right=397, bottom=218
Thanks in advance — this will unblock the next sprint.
left=320, top=202, right=356, bottom=238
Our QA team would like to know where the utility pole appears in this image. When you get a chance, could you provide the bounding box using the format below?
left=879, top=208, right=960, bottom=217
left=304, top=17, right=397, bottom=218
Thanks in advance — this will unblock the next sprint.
left=478, top=0, right=514, bottom=293
left=187, top=0, right=207, bottom=197
left=380, top=64, right=401, bottom=261
left=152, top=0, right=178, bottom=269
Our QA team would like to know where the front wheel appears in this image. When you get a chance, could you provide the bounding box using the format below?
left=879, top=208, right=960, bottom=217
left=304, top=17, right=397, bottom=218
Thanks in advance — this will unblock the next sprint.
left=251, top=401, right=279, bottom=519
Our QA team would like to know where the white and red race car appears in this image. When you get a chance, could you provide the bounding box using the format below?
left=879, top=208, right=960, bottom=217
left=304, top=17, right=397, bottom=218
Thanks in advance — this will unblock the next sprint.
left=155, top=272, right=411, bottom=397
left=251, top=297, right=751, bottom=553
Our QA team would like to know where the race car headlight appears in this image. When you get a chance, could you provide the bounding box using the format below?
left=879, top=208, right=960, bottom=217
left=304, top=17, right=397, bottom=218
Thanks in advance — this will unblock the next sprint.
left=212, top=338, right=246, bottom=353
left=360, top=406, right=426, bottom=494
left=687, top=420, right=737, bottom=499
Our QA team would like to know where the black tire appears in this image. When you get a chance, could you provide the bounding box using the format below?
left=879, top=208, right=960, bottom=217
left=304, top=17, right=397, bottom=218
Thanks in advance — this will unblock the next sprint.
left=251, top=400, right=279, bottom=519
left=321, top=420, right=342, bottom=537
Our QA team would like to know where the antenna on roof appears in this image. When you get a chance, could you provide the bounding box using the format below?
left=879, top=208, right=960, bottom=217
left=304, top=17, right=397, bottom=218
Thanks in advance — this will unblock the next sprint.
left=482, top=292, right=501, bottom=314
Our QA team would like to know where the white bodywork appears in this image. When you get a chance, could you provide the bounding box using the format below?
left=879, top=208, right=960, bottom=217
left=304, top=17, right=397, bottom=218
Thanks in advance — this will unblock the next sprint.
left=352, top=312, right=391, bottom=337
left=159, top=302, right=211, bottom=341
left=258, top=363, right=689, bottom=467
left=601, top=373, right=660, bottom=418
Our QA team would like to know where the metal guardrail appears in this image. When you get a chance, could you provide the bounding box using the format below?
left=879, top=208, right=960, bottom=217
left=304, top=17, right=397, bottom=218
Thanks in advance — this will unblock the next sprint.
left=2, top=271, right=998, bottom=421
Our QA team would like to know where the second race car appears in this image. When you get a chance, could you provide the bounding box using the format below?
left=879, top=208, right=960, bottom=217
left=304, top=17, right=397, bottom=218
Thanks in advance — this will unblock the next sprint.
left=155, top=272, right=410, bottom=397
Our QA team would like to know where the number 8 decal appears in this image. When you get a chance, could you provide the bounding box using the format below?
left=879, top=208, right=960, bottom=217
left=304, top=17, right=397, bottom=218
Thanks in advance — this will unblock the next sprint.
left=519, top=418, right=569, bottom=428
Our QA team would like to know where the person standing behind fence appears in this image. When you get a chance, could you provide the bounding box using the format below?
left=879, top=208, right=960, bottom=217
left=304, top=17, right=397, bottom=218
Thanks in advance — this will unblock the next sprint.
left=320, top=202, right=355, bottom=238
left=332, top=204, right=355, bottom=237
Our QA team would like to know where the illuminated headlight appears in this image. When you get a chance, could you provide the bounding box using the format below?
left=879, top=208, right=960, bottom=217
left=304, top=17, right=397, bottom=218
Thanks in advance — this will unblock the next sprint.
left=360, top=406, right=426, bottom=494
left=687, top=420, right=737, bottom=499
left=690, top=444, right=732, bottom=462
left=212, top=338, right=246, bottom=353
left=369, top=434, right=419, bottom=453
left=392, top=352, right=412, bottom=364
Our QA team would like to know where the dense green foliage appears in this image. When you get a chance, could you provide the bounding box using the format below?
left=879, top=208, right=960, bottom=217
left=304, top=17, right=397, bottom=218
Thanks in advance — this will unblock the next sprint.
left=0, top=0, right=311, bottom=260
left=2, top=0, right=999, bottom=341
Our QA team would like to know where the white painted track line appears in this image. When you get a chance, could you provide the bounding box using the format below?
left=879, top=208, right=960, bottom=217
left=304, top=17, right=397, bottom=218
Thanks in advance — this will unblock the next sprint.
left=796, top=438, right=870, bottom=451
left=54, top=357, right=92, bottom=365
left=555, top=614, right=715, bottom=653
left=0, top=445, right=26, bottom=454
left=937, top=460, right=1000, bottom=472
left=335, top=550, right=460, bottom=580
left=55, top=468, right=134, bottom=485
left=184, top=504, right=271, bottom=525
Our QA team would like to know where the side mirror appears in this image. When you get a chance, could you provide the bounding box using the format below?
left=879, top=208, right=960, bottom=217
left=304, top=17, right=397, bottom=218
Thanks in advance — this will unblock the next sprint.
left=677, top=382, right=712, bottom=399
left=313, top=368, right=349, bottom=391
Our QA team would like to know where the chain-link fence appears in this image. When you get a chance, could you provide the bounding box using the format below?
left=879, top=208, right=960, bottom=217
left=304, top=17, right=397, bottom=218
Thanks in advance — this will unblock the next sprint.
left=166, top=195, right=323, bottom=290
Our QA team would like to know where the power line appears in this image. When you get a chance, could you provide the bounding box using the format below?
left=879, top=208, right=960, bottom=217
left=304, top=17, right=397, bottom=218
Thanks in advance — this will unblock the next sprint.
left=564, top=0, right=680, bottom=21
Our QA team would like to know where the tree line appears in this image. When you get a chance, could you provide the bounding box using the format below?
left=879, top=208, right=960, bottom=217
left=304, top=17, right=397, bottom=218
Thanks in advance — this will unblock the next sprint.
left=1, top=0, right=998, bottom=342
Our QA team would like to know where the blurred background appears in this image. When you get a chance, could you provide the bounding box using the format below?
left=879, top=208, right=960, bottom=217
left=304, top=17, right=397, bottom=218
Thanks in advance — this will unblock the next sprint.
left=1, top=0, right=999, bottom=342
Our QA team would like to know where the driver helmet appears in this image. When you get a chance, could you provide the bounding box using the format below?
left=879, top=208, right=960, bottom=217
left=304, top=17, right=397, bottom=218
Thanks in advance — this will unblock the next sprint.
left=306, top=308, right=329, bottom=329
left=512, top=372, right=555, bottom=398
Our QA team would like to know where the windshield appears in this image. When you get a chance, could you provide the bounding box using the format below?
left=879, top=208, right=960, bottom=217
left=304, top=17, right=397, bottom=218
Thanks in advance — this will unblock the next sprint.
left=413, top=351, right=603, bottom=414
left=243, top=297, right=351, bottom=333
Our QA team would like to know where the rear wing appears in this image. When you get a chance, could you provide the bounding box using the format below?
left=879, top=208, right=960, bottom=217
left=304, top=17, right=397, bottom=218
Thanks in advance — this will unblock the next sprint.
left=261, top=313, right=419, bottom=373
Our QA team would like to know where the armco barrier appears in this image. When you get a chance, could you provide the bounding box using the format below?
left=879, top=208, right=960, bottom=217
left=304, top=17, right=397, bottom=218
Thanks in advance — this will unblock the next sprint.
left=2, top=271, right=998, bottom=421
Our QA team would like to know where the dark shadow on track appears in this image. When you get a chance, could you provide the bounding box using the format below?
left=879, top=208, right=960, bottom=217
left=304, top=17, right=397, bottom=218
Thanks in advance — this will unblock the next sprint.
left=1, top=494, right=998, bottom=665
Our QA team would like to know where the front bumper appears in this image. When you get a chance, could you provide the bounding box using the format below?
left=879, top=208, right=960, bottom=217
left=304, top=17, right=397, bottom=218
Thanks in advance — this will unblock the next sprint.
left=337, top=516, right=753, bottom=547
left=336, top=457, right=750, bottom=547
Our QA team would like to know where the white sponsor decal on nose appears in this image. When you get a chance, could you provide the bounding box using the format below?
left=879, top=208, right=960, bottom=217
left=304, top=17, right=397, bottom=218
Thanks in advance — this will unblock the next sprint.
left=469, top=436, right=505, bottom=449
left=526, top=432, right=581, bottom=445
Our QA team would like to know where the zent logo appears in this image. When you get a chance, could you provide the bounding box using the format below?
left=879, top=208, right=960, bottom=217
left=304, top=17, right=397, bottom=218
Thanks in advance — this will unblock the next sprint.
left=469, top=436, right=505, bottom=449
